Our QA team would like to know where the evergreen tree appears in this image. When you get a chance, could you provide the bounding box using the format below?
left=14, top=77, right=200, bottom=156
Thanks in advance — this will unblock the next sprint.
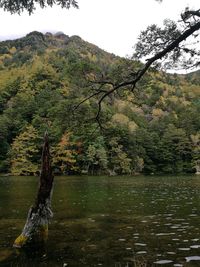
left=10, top=125, right=39, bottom=175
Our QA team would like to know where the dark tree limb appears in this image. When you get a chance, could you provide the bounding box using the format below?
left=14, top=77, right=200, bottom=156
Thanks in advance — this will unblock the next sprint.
left=13, top=132, right=54, bottom=248
left=182, top=9, right=200, bottom=21
left=75, top=9, right=200, bottom=124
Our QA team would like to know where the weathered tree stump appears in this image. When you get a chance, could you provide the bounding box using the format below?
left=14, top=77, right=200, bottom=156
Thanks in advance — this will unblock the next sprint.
left=13, top=132, right=54, bottom=248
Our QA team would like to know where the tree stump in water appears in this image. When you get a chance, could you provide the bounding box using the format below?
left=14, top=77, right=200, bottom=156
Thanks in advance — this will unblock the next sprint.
left=13, top=132, right=54, bottom=248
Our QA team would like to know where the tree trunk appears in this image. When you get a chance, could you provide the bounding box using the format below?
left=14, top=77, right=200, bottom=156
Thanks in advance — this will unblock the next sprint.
left=13, top=132, right=54, bottom=248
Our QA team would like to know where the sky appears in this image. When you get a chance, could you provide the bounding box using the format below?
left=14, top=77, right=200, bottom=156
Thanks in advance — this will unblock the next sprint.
left=0, top=0, right=199, bottom=58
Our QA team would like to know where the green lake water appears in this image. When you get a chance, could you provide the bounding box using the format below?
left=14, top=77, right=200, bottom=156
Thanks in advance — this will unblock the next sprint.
left=0, top=175, right=200, bottom=267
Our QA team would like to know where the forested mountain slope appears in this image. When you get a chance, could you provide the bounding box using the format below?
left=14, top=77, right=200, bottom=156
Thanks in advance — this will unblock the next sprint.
left=0, top=31, right=199, bottom=175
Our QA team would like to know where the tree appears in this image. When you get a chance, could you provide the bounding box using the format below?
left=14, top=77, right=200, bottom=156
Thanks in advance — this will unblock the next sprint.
left=190, top=133, right=200, bottom=174
left=52, top=132, right=80, bottom=174
left=108, top=137, right=132, bottom=175
left=134, top=14, right=200, bottom=70
left=159, top=124, right=192, bottom=173
left=0, top=0, right=78, bottom=14
left=75, top=7, right=200, bottom=124
left=134, top=128, right=160, bottom=174
left=85, top=137, right=108, bottom=174
left=10, top=125, right=39, bottom=175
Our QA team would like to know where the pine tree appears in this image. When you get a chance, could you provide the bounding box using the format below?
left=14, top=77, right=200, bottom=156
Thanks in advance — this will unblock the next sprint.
left=10, top=125, right=39, bottom=175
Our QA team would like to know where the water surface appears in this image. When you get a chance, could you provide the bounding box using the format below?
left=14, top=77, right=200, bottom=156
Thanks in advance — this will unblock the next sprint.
left=0, top=175, right=200, bottom=266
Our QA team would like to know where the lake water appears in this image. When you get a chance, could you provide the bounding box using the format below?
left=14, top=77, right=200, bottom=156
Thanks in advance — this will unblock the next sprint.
left=0, top=175, right=200, bottom=267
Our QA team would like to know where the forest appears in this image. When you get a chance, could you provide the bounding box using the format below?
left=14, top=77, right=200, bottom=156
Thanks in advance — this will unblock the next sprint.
left=0, top=31, right=200, bottom=176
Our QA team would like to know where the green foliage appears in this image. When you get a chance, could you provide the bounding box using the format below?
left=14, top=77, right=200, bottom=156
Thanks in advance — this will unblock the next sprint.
left=0, top=32, right=199, bottom=175
left=108, top=137, right=132, bottom=175
left=159, top=124, right=192, bottom=173
left=190, top=133, right=200, bottom=174
left=85, top=136, right=108, bottom=175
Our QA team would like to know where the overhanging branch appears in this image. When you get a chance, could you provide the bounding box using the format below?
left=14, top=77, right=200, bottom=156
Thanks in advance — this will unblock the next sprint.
left=89, top=18, right=200, bottom=123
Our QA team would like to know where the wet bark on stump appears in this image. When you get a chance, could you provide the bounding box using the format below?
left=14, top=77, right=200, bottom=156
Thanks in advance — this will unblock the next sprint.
left=13, top=133, right=54, bottom=248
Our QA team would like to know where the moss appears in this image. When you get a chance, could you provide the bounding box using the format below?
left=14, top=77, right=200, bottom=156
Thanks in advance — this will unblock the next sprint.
left=13, top=234, right=28, bottom=248
left=13, top=224, right=48, bottom=248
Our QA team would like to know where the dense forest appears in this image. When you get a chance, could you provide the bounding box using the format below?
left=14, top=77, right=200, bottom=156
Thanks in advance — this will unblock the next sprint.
left=0, top=31, right=199, bottom=176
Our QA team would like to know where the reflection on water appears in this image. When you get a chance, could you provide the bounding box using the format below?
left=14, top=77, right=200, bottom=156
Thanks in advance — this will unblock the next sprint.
left=0, top=175, right=200, bottom=266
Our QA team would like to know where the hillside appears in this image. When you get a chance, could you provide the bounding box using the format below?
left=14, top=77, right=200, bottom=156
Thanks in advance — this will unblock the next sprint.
left=0, top=31, right=199, bottom=175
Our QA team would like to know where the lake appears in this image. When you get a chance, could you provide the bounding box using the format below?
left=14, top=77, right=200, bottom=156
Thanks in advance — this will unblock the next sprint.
left=0, top=175, right=200, bottom=266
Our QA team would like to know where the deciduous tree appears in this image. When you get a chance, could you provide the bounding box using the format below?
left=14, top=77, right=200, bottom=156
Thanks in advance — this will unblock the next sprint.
left=52, top=132, right=80, bottom=174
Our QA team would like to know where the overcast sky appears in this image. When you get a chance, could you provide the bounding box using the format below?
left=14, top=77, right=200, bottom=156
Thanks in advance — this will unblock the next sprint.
left=0, top=0, right=199, bottom=57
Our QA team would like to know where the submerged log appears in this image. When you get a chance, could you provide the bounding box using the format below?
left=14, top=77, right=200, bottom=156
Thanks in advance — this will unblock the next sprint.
left=13, top=132, right=54, bottom=248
